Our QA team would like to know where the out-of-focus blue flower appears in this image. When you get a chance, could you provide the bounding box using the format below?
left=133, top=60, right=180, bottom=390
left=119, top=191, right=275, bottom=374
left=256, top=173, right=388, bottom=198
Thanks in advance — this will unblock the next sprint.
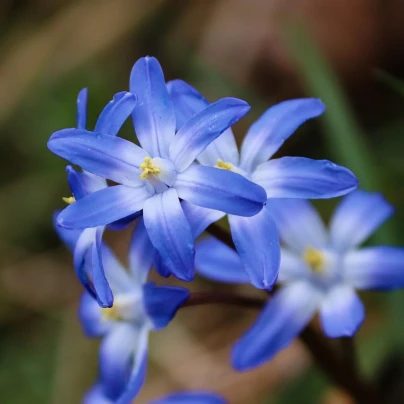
left=195, top=190, right=404, bottom=370
left=168, top=80, right=358, bottom=290
left=72, top=218, right=190, bottom=404
left=48, top=56, right=266, bottom=284
left=85, top=385, right=226, bottom=404
left=149, top=392, right=226, bottom=404
left=54, top=88, right=139, bottom=308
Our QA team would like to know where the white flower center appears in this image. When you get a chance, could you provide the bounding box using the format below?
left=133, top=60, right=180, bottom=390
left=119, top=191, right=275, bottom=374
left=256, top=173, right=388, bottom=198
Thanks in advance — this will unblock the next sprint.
left=101, top=293, right=145, bottom=324
left=139, top=156, right=177, bottom=194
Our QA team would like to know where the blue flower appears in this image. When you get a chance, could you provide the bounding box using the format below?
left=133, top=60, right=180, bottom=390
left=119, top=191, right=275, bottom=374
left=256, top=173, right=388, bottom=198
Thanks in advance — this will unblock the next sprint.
left=56, top=169, right=218, bottom=307
left=195, top=190, right=404, bottom=370
left=54, top=88, right=139, bottom=307
left=76, top=217, right=189, bottom=404
left=85, top=384, right=226, bottom=404
left=168, top=80, right=359, bottom=290
left=48, top=56, right=266, bottom=283
left=149, top=392, right=226, bottom=404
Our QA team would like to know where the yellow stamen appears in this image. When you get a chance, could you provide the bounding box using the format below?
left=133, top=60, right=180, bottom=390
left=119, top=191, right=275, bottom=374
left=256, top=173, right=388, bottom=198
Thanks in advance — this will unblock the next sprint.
left=303, top=246, right=325, bottom=274
left=102, top=306, right=121, bottom=322
left=139, top=156, right=160, bottom=179
left=215, top=159, right=233, bottom=171
left=62, top=196, right=76, bottom=204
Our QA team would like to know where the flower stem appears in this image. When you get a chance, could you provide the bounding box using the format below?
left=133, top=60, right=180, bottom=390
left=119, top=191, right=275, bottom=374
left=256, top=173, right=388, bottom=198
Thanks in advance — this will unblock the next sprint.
left=182, top=292, right=265, bottom=309
left=300, top=328, right=380, bottom=403
left=340, top=336, right=358, bottom=375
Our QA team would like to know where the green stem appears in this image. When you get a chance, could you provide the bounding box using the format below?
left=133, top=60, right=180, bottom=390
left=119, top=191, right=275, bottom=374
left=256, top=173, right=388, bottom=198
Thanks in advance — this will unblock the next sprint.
left=340, top=337, right=358, bottom=375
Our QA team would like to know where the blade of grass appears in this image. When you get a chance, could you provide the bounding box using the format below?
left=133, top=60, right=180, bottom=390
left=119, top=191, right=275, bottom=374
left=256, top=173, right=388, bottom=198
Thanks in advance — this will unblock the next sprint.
left=374, top=69, right=404, bottom=97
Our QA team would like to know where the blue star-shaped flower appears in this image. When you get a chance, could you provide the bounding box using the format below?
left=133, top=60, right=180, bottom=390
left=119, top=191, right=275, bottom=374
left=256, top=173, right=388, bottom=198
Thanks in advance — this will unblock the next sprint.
left=168, top=80, right=359, bottom=290
left=57, top=216, right=190, bottom=404
left=48, top=56, right=266, bottom=285
left=85, top=385, right=226, bottom=404
left=195, top=190, right=404, bottom=370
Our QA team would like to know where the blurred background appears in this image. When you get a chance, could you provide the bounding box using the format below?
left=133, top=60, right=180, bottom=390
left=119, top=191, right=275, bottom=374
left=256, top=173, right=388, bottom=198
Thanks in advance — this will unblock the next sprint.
left=1, top=0, right=404, bottom=403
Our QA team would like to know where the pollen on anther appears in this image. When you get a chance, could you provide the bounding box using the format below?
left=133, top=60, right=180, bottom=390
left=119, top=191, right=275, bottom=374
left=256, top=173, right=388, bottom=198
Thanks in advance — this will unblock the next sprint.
left=215, top=159, right=232, bottom=171
left=62, top=196, right=76, bottom=204
left=102, top=305, right=121, bottom=322
left=140, top=156, right=161, bottom=179
left=303, top=246, right=325, bottom=274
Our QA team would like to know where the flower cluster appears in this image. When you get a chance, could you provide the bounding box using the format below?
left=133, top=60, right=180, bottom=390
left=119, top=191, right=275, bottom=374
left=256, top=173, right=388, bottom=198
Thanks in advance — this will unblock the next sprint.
left=49, top=56, right=404, bottom=403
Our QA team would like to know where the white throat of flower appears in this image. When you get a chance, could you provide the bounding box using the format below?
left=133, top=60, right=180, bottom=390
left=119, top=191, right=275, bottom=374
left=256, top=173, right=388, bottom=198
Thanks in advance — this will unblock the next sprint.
left=101, top=293, right=145, bottom=324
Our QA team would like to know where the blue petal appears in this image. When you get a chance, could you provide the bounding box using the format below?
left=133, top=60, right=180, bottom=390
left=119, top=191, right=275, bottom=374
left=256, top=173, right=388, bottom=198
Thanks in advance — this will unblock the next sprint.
left=130, top=56, right=176, bottom=158
left=252, top=157, right=358, bottom=199
left=153, top=253, right=172, bottom=278
left=76, top=88, right=88, bottom=130
left=66, top=166, right=87, bottom=200
left=92, top=226, right=114, bottom=308
left=344, top=247, right=404, bottom=290
left=48, top=129, right=147, bottom=187
left=329, top=190, right=394, bottom=252
left=167, top=79, right=239, bottom=167
left=266, top=199, right=327, bottom=253
left=167, top=79, right=210, bottom=129
left=94, top=92, right=137, bottom=136
left=143, top=188, right=195, bottom=281
left=229, top=208, right=280, bottom=289
left=78, top=292, right=111, bottom=337
left=239, top=98, right=325, bottom=173
left=53, top=211, right=82, bottom=252
left=108, top=211, right=142, bottom=231
left=169, top=98, right=249, bottom=172
left=151, top=392, right=227, bottom=404
left=195, top=237, right=250, bottom=284
left=116, top=325, right=149, bottom=404
left=143, top=282, right=190, bottom=329
left=175, top=165, right=266, bottom=217
left=319, top=285, right=364, bottom=338
left=73, top=227, right=97, bottom=298
left=57, top=185, right=149, bottom=229
left=84, top=383, right=113, bottom=404
left=232, top=282, right=320, bottom=370
left=100, top=323, right=144, bottom=400
left=128, top=218, right=155, bottom=283
left=182, top=200, right=225, bottom=239
left=101, top=245, right=132, bottom=293
left=67, top=166, right=107, bottom=198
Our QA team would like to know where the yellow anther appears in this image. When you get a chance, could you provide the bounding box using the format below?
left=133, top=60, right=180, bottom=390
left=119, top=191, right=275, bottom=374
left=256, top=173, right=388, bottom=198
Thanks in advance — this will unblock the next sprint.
left=140, top=156, right=160, bottom=179
left=303, top=246, right=325, bottom=274
left=62, top=196, right=76, bottom=204
left=215, top=159, right=233, bottom=171
left=102, top=306, right=121, bottom=322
